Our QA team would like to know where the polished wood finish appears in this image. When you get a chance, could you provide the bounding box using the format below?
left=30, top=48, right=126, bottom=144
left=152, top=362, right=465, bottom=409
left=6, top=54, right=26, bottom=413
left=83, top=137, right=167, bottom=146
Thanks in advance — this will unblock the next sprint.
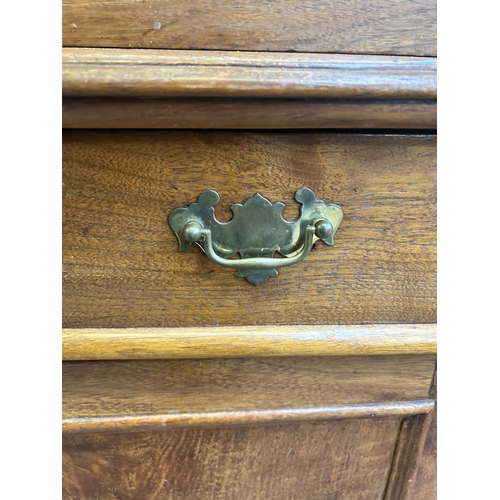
left=62, top=3, right=437, bottom=491
left=62, top=49, right=436, bottom=100
left=63, top=419, right=402, bottom=499
left=63, top=355, right=436, bottom=430
left=64, top=400, right=434, bottom=435
left=62, top=0, right=437, bottom=56
left=63, top=98, right=436, bottom=130
left=63, top=131, right=436, bottom=328
left=62, top=49, right=436, bottom=129
left=62, top=324, right=436, bottom=361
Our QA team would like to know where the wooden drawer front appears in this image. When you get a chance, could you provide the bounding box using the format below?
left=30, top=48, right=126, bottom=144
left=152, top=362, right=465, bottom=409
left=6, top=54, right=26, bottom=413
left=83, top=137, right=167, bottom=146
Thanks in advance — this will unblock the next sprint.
left=62, top=0, right=437, bottom=56
left=62, top=131, right=436, bottom=328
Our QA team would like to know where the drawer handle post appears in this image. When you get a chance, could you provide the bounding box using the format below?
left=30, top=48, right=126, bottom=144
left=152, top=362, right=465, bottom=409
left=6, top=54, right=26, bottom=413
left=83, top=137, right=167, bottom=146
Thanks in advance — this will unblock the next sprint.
left=169, top=188, right=343, bottom=285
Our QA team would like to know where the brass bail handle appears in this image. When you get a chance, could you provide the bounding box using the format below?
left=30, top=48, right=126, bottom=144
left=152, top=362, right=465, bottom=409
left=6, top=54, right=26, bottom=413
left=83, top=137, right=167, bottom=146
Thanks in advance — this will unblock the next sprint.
left=169, top=188, right=343, bottom=285
left=181, top=219, right=333, bottom=270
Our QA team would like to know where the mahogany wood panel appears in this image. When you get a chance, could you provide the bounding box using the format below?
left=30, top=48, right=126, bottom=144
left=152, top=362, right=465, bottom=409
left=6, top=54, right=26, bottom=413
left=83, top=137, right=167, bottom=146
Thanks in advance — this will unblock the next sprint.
left=62, top=324, right=437, bottom=361
left=62, top=49, right=436, bottom=100
left=62, top=131, right=436, bottom=328
left=63, top=98, right=437, bottom=130
left=62, top=0, right=437, bottom=56
left=63, top=355, right=436, bottom=425
left=62, top=419, right=402, bottom=499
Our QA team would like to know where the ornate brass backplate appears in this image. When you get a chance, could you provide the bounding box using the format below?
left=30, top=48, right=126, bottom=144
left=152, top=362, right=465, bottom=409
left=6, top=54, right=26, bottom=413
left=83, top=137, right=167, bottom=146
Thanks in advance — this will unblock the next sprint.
left=168, top=187, right=343, bottom=285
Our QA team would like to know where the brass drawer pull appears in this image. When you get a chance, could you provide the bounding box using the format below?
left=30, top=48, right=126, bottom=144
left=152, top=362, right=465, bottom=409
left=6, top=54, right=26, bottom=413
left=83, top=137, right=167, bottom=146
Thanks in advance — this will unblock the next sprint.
left=169, top=188, right=343, bottom=285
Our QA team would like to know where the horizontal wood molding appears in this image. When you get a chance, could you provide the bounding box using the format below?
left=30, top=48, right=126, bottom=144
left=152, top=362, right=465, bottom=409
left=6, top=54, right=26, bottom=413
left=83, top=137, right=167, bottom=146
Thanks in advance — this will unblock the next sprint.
left=63, top=355, right=436, bottom=425
left=63, top=324, right=436, bottom=361
left=62, top=49, right=436, bottom=128
left=62, top=0, right=436, bottom=56
left=63, top=399, right=435, bottom=434
left=62, top=49, right=436, bottom=100
left=63, top=98, right=436, bottom=129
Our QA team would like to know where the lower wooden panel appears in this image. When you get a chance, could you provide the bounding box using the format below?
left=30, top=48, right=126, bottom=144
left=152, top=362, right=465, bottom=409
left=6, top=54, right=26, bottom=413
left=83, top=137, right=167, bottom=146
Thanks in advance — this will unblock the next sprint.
left=410, top=406, right=437, bottom=499
left=408, top=372, right=437, bottom=500
left=63, top=418, right=401, bottom=500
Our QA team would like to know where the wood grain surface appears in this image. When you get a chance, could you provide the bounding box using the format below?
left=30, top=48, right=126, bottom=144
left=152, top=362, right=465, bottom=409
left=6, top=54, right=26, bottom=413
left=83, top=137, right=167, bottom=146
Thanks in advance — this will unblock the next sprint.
left=383, top=413, right=433, bottom=499
left=64, top=400, right=434, bottom=435
left=63, top=98, right=437, bottom=129
left=62, top=49, right=437, bottom=99
left=62, top=419, right=402, bottom=499
left=63, top=355, right=436, bottom=424
left=62, top=324, right=437, bottom=360
left=410, top=409, right=436, bottom=499
left=63, top=131, right=436, bottom=328
left=408, top=371, right=437, bottom=499
left=62, top=0, right=437, bottom=56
